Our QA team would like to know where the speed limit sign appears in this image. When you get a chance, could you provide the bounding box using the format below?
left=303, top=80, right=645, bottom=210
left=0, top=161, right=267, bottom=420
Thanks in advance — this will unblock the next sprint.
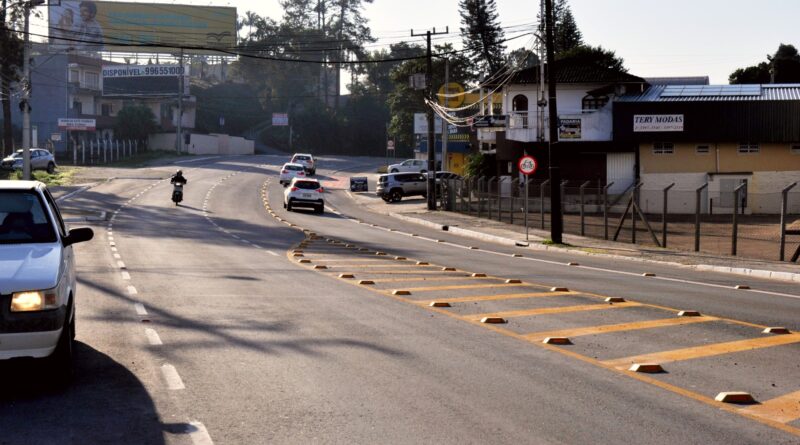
left=518, top=155, right=537, bottom=176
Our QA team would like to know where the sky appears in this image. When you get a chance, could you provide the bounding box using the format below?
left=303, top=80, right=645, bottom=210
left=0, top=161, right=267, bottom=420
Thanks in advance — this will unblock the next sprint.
left=37, top=0, right=800, bottom=85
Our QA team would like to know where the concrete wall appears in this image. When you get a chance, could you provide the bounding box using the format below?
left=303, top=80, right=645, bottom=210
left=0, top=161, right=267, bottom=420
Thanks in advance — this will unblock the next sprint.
left=641, top=143, right=800, bottom=174
left=149, top=133, right=254, bottom=155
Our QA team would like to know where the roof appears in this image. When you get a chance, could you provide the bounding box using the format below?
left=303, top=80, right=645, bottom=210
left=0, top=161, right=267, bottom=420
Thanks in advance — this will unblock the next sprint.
left=509, top=61, right=645, bottom=85
left=0, top=180, right=43, bottom=190
left=644, top=76, right=709, bottom=85
left=617, top=84, right=800, bottom=102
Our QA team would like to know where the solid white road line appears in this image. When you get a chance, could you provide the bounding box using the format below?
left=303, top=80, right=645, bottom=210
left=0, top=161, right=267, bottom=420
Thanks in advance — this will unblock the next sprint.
left=187, top=421, right=214, bottom=445
left=267, top=250, right=279, bottom=256
left=161, top=364, right=185, bottom=390
left=145, top=328, right=163, bottom=346
left=134, top=303, right=147, bottom=315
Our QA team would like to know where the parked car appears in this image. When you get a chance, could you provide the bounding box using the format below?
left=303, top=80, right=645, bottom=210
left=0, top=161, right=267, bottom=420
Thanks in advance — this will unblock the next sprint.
left=0, top=180, right=94, bottom=379
left=388, top=159, right=426, bottom=174
left=284, top=177, right=325, bottom=213
left=1, top=149, right=57, bottom=174
left=279, top=162, right=307, bottom=186
left=291, top=153, right=316, bottom=176
left=376, top=172, right=427, bottom=202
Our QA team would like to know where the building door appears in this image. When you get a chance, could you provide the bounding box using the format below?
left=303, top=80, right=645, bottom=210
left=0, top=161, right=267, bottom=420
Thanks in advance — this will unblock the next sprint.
left=606, top=152, right=635, bottom=194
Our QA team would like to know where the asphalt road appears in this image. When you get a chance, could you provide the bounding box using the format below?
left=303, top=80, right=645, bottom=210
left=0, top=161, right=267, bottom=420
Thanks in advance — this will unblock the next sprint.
left=2, top=154, right=798, bottom=444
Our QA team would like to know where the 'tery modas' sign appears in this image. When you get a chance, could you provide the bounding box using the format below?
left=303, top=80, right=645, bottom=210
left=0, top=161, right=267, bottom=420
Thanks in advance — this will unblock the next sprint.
left=634, top=114, right=684, bottom=132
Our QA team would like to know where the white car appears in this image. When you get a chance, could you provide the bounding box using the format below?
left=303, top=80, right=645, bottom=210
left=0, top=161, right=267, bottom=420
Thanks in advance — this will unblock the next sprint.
left=0, top=181, right=94, bottom=379
left=291, top=153, right=316, bottom=176
left=279, top=162, right=307, bottom=186
left=283, top=177, right=325, bottom=214
left=388, top=159, right=427, bottom=174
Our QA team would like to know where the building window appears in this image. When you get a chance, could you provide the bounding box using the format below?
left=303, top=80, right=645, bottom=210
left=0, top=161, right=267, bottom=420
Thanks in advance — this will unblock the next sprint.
left=101, top=103, right=113, bottom=116
left=582, top=95, right=609, bottom=111
left=738, top=143, right=759, bottom=154
left=696, top=145, right=710, bottom=154
left=653, top=142, right=674, bottom=155
left=84, top=72, right=99, bottom=89
left=791, top=144, right=800, bottom=154
left=512, top=94, right=528, bottom=112
left=72, top=101, right=82, bottom=114
left=69, top=70, right=79, bottom=83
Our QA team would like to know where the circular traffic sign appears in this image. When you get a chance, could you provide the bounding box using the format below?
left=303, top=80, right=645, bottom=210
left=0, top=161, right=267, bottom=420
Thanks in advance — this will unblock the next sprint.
left=518, top=155, right=537, bottom=175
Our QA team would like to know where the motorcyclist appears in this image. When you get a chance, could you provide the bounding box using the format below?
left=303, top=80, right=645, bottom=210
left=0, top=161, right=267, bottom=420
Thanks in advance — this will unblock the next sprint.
left=171, top=170, right=187, bottom=185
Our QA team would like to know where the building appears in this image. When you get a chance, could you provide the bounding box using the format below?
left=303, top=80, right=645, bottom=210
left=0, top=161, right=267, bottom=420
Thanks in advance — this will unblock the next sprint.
left=614, top=84, right=800, bottom=213
left=15, top=50, right=195, bottom=154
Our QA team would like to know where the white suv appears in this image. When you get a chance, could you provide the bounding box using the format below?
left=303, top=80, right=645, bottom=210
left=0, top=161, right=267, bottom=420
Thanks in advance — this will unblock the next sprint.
left=0, top=181, right=93, bottom=379
left=279, top=162, right=307, bottom=186
left=284, top=178, right=325, bottom=214
left=291, top=153, right=316, bottom=176
left=388, top=159, right=427, bottom=174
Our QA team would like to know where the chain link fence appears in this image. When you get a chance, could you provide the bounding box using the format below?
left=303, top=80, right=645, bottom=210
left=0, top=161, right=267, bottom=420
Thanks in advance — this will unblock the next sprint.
left=440, top=177, right=800, bottom=262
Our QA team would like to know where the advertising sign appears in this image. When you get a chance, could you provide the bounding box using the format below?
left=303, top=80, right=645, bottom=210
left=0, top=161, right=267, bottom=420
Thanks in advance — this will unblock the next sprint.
left=633, top=114, right=684, bottom=132
left=414, top=113, right=443, bottom=134
left=272, top=113, right=289, bottom=126
left=559, top=118, right=582, bottom=139
left=102, top=65, right=189, bottom=96
left=472, top=115, right=507, bottom=129
left=58, top=118, right=96, bottom=131
left=49, top=1, right=237, bottom=54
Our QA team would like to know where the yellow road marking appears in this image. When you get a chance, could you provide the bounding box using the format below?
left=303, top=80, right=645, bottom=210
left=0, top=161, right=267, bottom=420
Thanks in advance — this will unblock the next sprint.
left=370, top=276, right=498, bottom=283
left=413, top=291, right=575, bottom=305
left=301, top=258, right=395, bottom=262
left=525, top=316, right=718, bottom=341
left=327, top=264, right=435, bottom=268
left=338, top=270, right=469, bottom=275
left=396, top=282, right=536, bottom=292
left=465, top=302, right=641, bottom=321
left=603, top=333, right=800, bottom=369
left=740, top=390, right=800, bottom=424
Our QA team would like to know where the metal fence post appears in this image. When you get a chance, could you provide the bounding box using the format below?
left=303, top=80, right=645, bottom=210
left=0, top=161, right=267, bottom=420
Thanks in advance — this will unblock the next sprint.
left=632, top=182, right=642, bottom=244
left=510, top=179, right=519, bottom=225
left=103, top=142, right=107, bottom=163
left=496, top=177, right=503, bottom=221
left=540, top=179, right=549, bottom=230
left=662, top=183, right=675, bottom=248
left=780, top=182, right=798, bottom=261
left=72, top=138, right=77, bottom=165
left=478, top=177, right=485, bottom=218
left=603, top=182, right=614, bottom=240
left=695, top=183, right=709, bottom=252
left=731, top=182, right=747, bottom=256
left=579, top=181, right=590, bottom=236
left=467, top=178, right=473, bottom=215
left=560, top=180, right=568, bottom=220
left=81, top=140, right=85, bottom=164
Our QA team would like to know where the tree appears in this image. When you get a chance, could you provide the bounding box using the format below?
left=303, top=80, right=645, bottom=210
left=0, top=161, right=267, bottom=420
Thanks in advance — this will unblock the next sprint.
left=537, top=0, right=583, bottom=55
left=113, top=104, right=157, bottom=142
left=1, top=0, right=25, bottom=156
left=506, top=48, right=539, bottom=70
left=558, top=45, right=627, bottom=72
left=192, top=82, right=264, bottom=136
left=730, top=43, right=800, bottom=84
left=459, top=0, right=506, bottom=77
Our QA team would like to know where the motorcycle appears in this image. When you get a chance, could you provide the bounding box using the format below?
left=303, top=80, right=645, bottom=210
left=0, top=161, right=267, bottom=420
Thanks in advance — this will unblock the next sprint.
left=171, top=183, right=184, bottom=205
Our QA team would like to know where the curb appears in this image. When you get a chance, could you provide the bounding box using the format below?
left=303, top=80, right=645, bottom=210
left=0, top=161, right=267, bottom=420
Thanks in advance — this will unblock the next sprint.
left=389, top=212, right=800, bottom=284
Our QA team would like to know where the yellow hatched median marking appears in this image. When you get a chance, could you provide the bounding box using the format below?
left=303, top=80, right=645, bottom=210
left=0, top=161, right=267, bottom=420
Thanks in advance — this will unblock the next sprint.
left=397, top=282, right=536, bottom=292
left=524, top=315, right=718, bottom=342
left=303, top=258, right=396, bottom=262
left=740, top=390, right=800, bottom=424
left=414, top=291, right=574, bottom=305
left=327, top=264, right=435, bottom=269
left=602, top=333, right=800, bottom=369
left=465, top=302, right=641, bottom=321
left=370, top=276, right=497, bottom=283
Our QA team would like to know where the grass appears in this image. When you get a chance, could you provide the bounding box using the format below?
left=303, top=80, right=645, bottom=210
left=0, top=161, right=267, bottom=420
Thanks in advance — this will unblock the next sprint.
left=1, top=167, right=80, bottom=186
left=541, top=239, right=574, bottom=248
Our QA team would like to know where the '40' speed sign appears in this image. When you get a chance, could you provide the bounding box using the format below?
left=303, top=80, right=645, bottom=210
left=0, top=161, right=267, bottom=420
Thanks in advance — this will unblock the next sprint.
left=518, top=155, right=537, bottom=175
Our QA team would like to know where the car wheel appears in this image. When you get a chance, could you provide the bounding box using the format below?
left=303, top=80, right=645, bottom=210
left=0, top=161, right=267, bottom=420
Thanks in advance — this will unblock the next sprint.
left=287, top=201, right=293, bottom=211
left=390, top=190, right=403, bottom=202
left=390, top=168, right=399, bottom=173
left=50, top=312, right=74, bottom=382
left=46, top=162, right=55, bottom=174
left=316, top=205, right=324, bottom=214
left=283, top=201, right=287, bottom=209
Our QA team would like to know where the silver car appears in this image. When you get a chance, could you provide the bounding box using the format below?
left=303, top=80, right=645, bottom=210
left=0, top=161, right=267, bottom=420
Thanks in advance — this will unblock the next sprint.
left=1, top=149, right=58, bottom=174
left=376, top=173, right=427, bottom=202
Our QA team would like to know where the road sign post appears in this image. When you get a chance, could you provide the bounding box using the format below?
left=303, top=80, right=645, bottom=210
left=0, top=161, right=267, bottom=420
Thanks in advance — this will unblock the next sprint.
left=519, top=155, right=538, bottom=241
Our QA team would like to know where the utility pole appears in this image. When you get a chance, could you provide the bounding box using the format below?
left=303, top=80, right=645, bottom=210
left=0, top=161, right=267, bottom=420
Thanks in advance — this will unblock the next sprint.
left=411, top=26, right=448, bottom=211
left=441, top=58, right=449, bottom=172
left=175, top=48, right=185, bottom=153
left=545, top=0, right=562, bottom=243
left=21, top=0, right=44, bottom=180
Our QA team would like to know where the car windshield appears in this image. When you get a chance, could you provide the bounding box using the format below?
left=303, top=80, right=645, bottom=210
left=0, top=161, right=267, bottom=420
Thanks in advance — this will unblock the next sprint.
left=294, top=181, right=320, bottom=190
left=294, top=156, right=311, bottom=161
left=0, top=190, right=56, bottom=244
left=285, top=165, right=304, bottom=171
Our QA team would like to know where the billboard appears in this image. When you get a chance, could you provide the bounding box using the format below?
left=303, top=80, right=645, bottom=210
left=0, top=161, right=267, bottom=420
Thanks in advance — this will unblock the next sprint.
left=49, top=1, right=236, bottom=54
left=102, top=65, right=189, bottom=96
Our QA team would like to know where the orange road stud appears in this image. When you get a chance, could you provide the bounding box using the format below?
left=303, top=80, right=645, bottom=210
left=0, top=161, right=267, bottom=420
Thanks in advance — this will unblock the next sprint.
left=629, top=363, right=664, bottom=373
left=376, top=252, right=387, bottom=256
left=543, top=337, right=572, bottom=345
left=298, top=259, right=311, bottom=264
left=762, top=327, right=790, bottom=334
left=481, top=317, right=506, bottom=324
left=550, top=287, right=569, bottom=292
left=471, top=273, right=487, bottom=278
left=358, top=280, right=375, bottom=285
left=469, top=246, right=479, bottom=250
left=392, top=290, right=411, bottom=296
left=605, top=297, right=626, bottom=303
left=417, top=261, right=429, bottom=266
left=567, top=262, right=579, bottom=266
left=436, top=239, right=446, bottom=243
left=292, top=250, right=303, bottom=254
left=442, top=267, right=456, bottom=271
left=715, top=392, right=756, bottom=404
left=394, top=256, right=407, bottom=260
left=735, top=285, right=751, bottom=290
left=506, top=279, right=522, bottom=284
left=339, top=274, right=355, bottom=279
left=512, top=254, right=523, bottom=258
left=292, top=253, right=304, bottom=257
left=429, top=302, right=451, bottom=308
left=642, top=272, right=656, bottom=277
left=314, top=265, right=328, bottom=270
left=411, top=234, right=419, bottom=237
left=678, top=310, right=701, bottom=317
left=346, top=244, right=355, bottom=248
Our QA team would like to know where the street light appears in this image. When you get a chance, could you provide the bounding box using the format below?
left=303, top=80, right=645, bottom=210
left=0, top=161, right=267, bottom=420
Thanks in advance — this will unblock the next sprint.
left=21, top=0, right=46, bottom=180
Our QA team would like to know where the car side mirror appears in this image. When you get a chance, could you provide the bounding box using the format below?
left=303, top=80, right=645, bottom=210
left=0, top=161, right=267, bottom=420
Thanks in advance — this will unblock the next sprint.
left=63, top=227, right=94, bottom=247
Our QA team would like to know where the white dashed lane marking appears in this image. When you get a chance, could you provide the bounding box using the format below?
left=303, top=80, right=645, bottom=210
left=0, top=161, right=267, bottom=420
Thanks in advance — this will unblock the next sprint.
left=121, top=271, right=131, bottom=280
left=162, top=364, right=185, bottom=390
left=187, top=421, right=214, bottom=445
left=134, top=303, right=147, bottom=315
left=127, top=286, right=138, bottom=295
left=145, top=328, right=163, bottom=346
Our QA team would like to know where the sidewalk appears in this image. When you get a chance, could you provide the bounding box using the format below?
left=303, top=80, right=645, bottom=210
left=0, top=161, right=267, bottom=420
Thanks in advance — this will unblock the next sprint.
left=343, top=190, right=800, bottom=284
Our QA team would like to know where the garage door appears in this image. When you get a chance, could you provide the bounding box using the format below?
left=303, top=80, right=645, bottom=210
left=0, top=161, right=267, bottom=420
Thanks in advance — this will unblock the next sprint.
left=606, top=153, right=635, bottom=195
